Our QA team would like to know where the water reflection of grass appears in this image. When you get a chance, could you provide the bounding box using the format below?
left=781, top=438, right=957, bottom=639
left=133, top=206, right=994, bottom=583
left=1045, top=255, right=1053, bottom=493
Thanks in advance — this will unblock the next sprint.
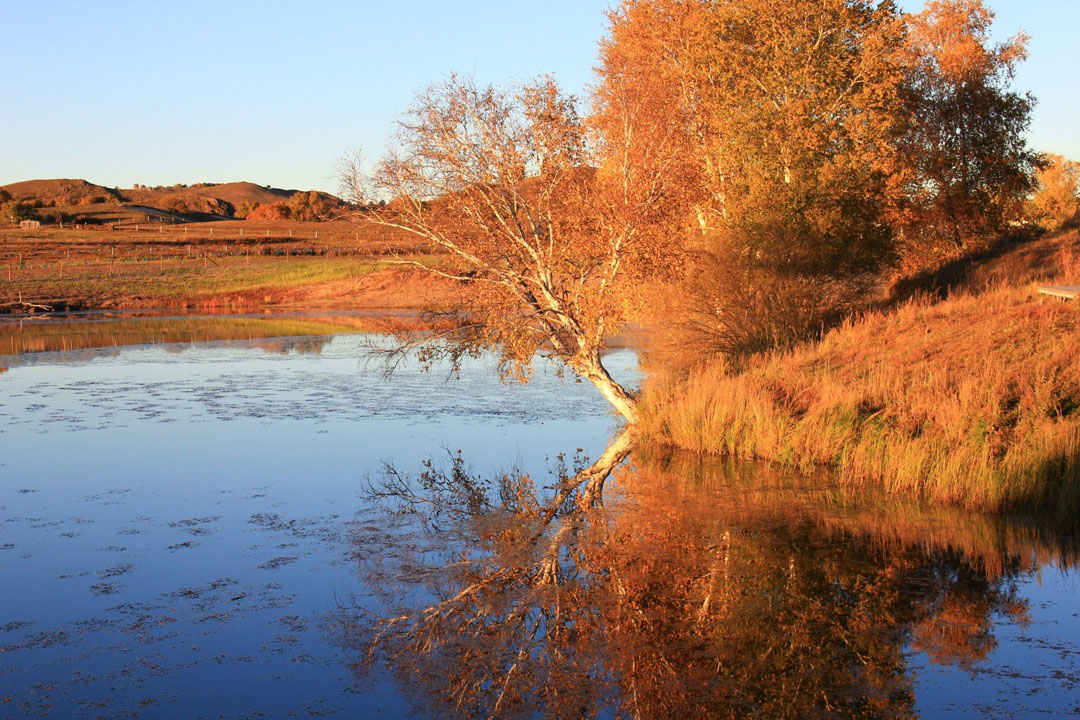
left=0, top=316, right=380, bottom=355
left=629, top=448, right=1080, bottom=578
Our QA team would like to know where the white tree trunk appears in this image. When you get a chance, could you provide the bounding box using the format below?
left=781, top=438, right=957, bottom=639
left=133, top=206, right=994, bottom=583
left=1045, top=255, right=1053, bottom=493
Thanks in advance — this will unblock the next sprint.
left=579, top=355, right=638, bottom=424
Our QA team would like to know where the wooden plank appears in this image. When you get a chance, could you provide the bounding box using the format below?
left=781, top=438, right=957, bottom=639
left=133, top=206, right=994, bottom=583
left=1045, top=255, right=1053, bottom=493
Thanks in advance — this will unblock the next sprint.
left=1037, top=285, right=1080, bottom=300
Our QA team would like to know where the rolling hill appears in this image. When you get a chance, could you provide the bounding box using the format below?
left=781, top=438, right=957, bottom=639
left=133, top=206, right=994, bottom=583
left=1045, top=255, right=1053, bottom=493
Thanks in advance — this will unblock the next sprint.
left=1, top=178, right=346, bottom=221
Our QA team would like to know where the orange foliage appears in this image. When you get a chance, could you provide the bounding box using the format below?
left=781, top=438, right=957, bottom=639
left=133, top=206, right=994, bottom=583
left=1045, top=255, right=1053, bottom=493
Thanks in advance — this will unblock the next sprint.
left=1027, top=154, right=1080, bottom=232
left=595, top=0, right=1041, bottom=357
left=896, top=0, right=1039, bottom=263
left=358, top=75, right=688, bottom=421
left=245, top=202, right=290, bottom=221
left=597, top=0, right=905, bottom=358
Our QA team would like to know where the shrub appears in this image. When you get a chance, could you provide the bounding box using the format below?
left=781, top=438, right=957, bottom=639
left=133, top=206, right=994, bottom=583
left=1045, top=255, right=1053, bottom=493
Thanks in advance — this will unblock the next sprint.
left=246, top=202, right=291, bottom=221
left=0, top=200, right=38, bottom=225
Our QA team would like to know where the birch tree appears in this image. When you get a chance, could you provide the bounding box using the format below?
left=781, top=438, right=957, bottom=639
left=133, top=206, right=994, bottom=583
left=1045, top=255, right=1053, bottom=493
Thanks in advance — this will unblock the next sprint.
left=342, top=75, right=688, bottom=423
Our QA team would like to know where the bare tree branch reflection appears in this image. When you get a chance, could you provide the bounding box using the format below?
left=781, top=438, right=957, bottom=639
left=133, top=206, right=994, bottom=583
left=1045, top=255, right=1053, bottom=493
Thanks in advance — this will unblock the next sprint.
left=337, top=447, right=1076, bottom=719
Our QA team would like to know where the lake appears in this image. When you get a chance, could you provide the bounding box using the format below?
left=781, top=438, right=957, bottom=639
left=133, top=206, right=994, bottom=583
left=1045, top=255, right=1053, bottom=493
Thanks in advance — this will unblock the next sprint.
left=1, top=314, right=1078, bottom=718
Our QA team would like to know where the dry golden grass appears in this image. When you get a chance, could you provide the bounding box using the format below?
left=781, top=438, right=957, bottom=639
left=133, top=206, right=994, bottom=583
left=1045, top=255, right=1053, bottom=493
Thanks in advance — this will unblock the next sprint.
left=639, top=231, right=1080, bottom=515
left=0, top=214, right=447, bottom=312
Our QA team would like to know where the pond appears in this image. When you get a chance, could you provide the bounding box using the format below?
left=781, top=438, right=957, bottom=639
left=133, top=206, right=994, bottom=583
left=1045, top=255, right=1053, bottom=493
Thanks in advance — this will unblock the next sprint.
left=1, top=314, right=1078, bottom=718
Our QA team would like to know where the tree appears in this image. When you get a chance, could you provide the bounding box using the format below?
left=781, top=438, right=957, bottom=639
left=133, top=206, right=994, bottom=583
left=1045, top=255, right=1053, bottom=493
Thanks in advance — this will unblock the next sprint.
left=287, top=190, right=334, bottom=221
left=235, top=200, right=260, bottom=219
left=343, top=75, right=687, bottom=423
left=1026, top=154, right=1080, bottom=232
left=896, top=0, right=1040, bottom=259
left=596, top=0, right=906, bottom=358
left=0, top=200, right=38, bottom=225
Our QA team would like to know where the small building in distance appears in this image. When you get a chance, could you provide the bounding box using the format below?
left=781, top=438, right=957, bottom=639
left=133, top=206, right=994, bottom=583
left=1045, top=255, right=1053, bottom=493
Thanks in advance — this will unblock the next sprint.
left=19, top=219, right=41, bottom=229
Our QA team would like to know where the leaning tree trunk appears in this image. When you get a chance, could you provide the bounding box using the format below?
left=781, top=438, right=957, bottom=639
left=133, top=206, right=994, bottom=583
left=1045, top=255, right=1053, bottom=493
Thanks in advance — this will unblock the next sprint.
left=577, top=353, right=639, bottom=425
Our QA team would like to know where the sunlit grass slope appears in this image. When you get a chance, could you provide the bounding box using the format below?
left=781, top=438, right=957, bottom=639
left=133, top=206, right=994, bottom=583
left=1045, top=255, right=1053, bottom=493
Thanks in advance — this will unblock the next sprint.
left=639, top=231, right=1080, bottom=514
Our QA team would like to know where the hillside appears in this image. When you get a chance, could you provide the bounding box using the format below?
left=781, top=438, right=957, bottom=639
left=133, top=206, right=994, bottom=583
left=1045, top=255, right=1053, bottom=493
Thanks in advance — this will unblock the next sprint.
left=638, top=229, right=1080, bottom=515
left=1, top=178, right=346, bottom=221
left=122, top=181, right=293, bottom=214
left=1, top=178, right=121, bottom=206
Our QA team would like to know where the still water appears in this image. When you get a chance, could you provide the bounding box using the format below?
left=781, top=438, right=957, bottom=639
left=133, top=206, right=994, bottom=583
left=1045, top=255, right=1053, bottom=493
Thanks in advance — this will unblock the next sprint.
left=1, top=316, right=1078, bottom=718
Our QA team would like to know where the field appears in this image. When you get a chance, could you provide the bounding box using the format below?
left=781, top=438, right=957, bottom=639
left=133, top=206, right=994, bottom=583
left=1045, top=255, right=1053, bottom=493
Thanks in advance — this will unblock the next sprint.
left=0, top=205, right=452, bottom=313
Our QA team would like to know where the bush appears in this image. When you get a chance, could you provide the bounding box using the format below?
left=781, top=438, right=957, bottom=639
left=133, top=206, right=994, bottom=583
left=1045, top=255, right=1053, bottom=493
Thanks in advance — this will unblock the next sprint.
left=163, top=196, right=190, bottom=214
left=234, top=201, right=259, bottom=219
left=246, top=202, right=291, bottom=221
left=0, top=201, right=38, bottom=225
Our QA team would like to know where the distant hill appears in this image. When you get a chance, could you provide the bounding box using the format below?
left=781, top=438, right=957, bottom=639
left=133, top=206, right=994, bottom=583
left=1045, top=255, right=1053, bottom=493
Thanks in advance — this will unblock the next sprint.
left=124, top=181, right=292, bottom=209
left=1, top=178, right=121, bottom=206
left=1, top=178, right=347, bottom=220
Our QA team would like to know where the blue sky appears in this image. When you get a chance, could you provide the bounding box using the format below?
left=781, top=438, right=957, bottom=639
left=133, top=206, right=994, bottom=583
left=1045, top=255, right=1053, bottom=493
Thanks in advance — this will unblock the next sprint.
left=2, top=1, right=1076, bottom=194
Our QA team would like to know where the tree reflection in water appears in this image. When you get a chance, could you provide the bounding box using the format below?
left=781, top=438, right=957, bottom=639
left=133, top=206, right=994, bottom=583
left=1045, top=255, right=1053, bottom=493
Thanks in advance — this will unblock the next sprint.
left=338, top=441, right=1077, bottom=719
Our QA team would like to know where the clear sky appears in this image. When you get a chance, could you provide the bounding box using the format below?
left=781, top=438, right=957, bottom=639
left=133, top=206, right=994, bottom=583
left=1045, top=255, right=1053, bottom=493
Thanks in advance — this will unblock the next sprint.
left=2, top=1, right=1076, bottom=194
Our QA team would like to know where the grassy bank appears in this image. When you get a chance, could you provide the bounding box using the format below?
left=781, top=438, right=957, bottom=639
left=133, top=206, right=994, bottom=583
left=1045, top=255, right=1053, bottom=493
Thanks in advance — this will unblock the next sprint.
left=638, top=232, right=1080, bottom=515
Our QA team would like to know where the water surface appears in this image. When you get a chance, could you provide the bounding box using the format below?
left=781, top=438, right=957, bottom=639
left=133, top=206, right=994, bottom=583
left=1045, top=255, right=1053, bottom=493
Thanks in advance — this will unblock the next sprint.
left=1, top=317, right=1078, bottom=718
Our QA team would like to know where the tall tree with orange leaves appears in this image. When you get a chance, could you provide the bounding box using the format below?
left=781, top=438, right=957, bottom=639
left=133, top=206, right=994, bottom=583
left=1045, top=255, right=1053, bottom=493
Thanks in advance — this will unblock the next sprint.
left=897, top=0, right=1040, bottom=260
left=596, top=0, right=907, bottom=357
